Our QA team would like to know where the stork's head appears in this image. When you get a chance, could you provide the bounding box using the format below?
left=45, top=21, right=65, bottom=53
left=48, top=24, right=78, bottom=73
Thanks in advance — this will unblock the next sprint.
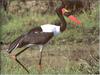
left=61, top=8, right=71, bottom=17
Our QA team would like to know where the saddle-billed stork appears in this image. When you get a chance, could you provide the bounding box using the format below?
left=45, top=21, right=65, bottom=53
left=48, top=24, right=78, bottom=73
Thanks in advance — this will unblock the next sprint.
left=6, top=6, right=69, bottom=73
left=6, top=5, right=82, bottom=73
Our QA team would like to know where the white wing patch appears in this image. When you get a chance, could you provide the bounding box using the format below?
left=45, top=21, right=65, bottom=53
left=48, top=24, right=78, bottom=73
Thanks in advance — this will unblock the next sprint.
left=41, top=24, right=60, bottom=36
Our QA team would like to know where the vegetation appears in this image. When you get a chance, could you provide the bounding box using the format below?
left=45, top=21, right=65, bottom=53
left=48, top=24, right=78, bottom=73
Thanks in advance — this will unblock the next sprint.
left=0, top=0, right=99, bottom=74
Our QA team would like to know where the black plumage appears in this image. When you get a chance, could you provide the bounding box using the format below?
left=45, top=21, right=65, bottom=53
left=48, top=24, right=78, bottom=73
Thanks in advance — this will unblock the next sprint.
left=8, top=27, right=53, bottom=53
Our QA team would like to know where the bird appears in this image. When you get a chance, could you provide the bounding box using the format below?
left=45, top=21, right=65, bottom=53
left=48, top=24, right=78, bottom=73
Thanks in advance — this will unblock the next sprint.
left=6, top=6, right=68, bottom=73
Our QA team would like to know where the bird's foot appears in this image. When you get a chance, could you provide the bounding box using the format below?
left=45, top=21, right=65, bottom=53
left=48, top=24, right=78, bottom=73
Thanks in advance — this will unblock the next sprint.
left=37, top=64, right=43, bottom=74
left=38, top=64, right=42, bottom=69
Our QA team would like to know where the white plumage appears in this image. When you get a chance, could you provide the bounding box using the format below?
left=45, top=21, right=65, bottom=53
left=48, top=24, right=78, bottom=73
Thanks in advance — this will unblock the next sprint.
left=41, top=24, right=60, bottom=36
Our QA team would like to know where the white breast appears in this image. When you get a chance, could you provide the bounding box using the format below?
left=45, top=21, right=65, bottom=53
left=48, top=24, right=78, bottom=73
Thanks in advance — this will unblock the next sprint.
left=41, top=24, right=60, bottom=36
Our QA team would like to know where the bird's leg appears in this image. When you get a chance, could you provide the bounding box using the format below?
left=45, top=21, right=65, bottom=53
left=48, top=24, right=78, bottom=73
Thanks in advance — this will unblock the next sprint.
left=15, top=44, right=33, bottom=57
left=15, top=47, right=29, bottom=57
left=7, top=46, right=30, bottom=73
left=14, top=47, right=30, bottom=73
left=8, top=47, right=29, bottom=60
left=15, top=58, right=29, bottom=73
left=38, top=45, right=44, bottom=68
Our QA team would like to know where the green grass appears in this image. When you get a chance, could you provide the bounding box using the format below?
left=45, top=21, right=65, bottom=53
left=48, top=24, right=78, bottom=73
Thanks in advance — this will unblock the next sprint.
left=1, top=43, right=99, bottom=74
left=1, top=13, right=58, bottom=43
left=1, top=10, right=98, bottom=43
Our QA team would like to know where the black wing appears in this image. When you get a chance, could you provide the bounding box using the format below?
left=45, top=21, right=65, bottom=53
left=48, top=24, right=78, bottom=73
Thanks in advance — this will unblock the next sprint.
left=8, top=31, right=54, bottom=51
left=19, top=32, right=54, bottom=47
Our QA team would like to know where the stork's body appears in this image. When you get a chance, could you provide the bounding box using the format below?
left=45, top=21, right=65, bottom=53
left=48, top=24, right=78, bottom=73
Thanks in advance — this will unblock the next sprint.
left=6, top=5, right=67, bottom=73
left=7, top=24, right=62, bottom=53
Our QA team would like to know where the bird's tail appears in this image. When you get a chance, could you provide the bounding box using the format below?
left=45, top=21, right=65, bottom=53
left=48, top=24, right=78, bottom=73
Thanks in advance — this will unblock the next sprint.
left=7, top=34, right=25, bottom=53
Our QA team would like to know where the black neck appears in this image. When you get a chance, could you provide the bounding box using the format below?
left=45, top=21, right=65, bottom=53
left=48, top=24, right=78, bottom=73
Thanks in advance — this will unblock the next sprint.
left=56, top=7, right=67, bottom=32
